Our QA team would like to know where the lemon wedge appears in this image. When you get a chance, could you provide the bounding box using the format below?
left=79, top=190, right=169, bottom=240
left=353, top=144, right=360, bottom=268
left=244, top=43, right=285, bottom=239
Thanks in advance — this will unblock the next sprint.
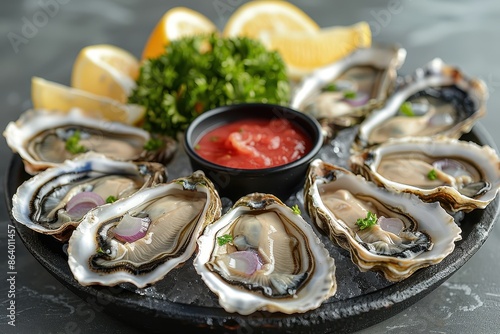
left=71, top=44, right=139, bottom=103
left=31, top=76, right=145, bottom=125
left=223, top=0, right=319, bottom=38
left=141, top=7, right=218, bottom=60
left=259, top=21, right=372, bottom=79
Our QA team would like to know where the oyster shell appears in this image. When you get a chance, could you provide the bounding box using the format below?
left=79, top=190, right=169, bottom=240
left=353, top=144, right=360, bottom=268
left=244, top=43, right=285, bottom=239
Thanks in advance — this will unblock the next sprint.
left=3, top=108, right=177, bottom=174
left=11, top=152, right=166, bottom=242
left=291, top=45, right=406, bottom=139
left=67, top=170, right=221, bottom=288
left=304, top=159, right=462, bottom=282
left=194, top=193, right=336, bottom=315
left=354, top=58, right=488, bottom=149
left=349, top=136, right=500, bottom=213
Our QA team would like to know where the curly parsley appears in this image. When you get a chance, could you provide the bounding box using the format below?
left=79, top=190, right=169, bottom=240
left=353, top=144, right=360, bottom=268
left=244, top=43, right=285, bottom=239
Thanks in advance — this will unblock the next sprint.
left=356, top=211, right=378, bottom=230
left=217, top=234, right=233, bottom=246
left=291, top=204, right=301, bottom=215
left=323, top=83, right=338, bottom=92
left=129, top=34, right=290, bottom=137
left=65, top=130, right=87, bottom=154
left=427, top=169, right=438, bottom=180
left=106, top=195, right=117, bottom=203
left=343, top=90, right=357, bottom=99
left=399, top=101, right=415, bottom=116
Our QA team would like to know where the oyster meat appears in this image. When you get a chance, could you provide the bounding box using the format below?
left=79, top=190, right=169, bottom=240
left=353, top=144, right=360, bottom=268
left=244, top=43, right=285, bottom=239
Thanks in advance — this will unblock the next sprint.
left=291, top=45, right=406, bottom=138
left=3, top=108, right=177, bottom=174
left=11, top=152, right=166, bottom=242
left=67, top=171, right=221, bottom=288
left=194, top=193, right=336, bottom=315
left=350, top=136, right=500, bottom=212
left=354, top=58, right=488, bottom=149
left=304, top=159, right=462, bottom=281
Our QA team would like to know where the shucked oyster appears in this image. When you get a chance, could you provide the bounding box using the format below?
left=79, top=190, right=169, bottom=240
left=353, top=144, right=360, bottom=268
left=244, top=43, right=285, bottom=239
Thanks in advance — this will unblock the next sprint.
left=67, top=171, right=221, bottom=288
left=354, top=58, right=488, bottom=149
left=291, top=45, right=406, bottom=139
left=3, top=108, right=177, bottom=174
left=11, top=152, right=166, bottom=242
left=194, top=193, right=336, bottom=315
left=304, top=159, right=461, bottom=281
left=350, top=136, right=500, bottom=212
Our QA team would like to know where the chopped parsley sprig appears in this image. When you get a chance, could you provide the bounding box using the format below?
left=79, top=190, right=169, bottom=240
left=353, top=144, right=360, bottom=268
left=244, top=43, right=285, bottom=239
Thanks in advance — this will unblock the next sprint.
left=217, top=234, right=233, bottom=246
left=399, top=101, right=415, bottom=116
left=106, top=195, right=117, bottom=203
left=65, top=130, right=87, bottom=154
left=343, top=90, right=357, bottom=99
left=356, top=211, right=378, bottom=230
left=291, top=204, right=301, bottom=215
left=323, top=83, right=338, bottom=92
left=427, top=169, right=438, bottom=180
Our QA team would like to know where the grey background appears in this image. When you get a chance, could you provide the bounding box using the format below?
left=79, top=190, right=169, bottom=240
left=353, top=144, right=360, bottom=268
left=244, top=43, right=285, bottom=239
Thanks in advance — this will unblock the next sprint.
left=1, top=0, right=500, bottom=333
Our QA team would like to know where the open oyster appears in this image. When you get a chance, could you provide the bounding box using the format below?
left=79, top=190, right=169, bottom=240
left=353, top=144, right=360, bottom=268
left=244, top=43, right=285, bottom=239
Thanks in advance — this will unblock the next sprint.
left=354, top=58, right=488, bottom=149
left=67, top=170, right=221, bottom=288
left=3, top=108, right=177, bottom=174
left=194, top=193, right=336, bottom=315
left=11, top=152, right=166, bottom=242
left=304, top=159, right=462, bottom=282
left=350, top=136, right=500, bottom=212
left=291, top=45, right=406, bottom=139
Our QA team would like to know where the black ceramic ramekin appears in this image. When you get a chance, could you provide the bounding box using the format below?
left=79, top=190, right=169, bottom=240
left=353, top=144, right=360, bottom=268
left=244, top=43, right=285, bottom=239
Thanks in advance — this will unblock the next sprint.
left=184, top=103, right=323, bottom=201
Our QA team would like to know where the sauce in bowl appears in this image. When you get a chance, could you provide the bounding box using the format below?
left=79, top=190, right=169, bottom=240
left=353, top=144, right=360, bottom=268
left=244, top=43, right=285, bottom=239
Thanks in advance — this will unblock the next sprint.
left=194, top=118, right=312, bottom=169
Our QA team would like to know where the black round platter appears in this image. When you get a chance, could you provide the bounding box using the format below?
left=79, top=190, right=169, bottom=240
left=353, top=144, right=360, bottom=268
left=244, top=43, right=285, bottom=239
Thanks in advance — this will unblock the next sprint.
left=5, top=125, right=499, bottom=334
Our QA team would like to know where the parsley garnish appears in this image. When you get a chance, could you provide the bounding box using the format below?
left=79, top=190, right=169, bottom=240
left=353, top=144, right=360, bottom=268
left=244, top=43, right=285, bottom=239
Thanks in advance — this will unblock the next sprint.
left=129, top=34, right=290, bottom=137
left=144, top=137, right=163, bottom=151
left=217, top=234, right=233, bottom=246
left=97, top=247, right=111, bottom=255
left=356, top=211, right=378, bottom=230
left=323, top=83, right=338, bottom=92
left=399, top=101, right=415, bottom=116
left=291, top=204, right=301, bottom=215
left=427, top=169, right=438, bottom=180
left=106, top=195, right=117, bottom=203
left=65, top=130, right=87, bottom=154
left=343, top=90, right=357, bottom=99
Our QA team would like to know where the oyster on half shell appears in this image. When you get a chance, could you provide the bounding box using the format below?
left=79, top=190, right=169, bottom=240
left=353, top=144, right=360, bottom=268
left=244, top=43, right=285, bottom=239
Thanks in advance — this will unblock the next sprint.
left=11, top=152, right=166, bottom=242
left=349, top=136, right=500, bottom=213
left=194, top=193, right=336, bottom=315
left=291, top=44, right=406, bottom=139
left=67, top=170, right=221, bottom=288
left=3, top=108, right=177, bottom=174
left=304, top=159, right=462, bottom=282
left=354, top=58, right=488, bottom=150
